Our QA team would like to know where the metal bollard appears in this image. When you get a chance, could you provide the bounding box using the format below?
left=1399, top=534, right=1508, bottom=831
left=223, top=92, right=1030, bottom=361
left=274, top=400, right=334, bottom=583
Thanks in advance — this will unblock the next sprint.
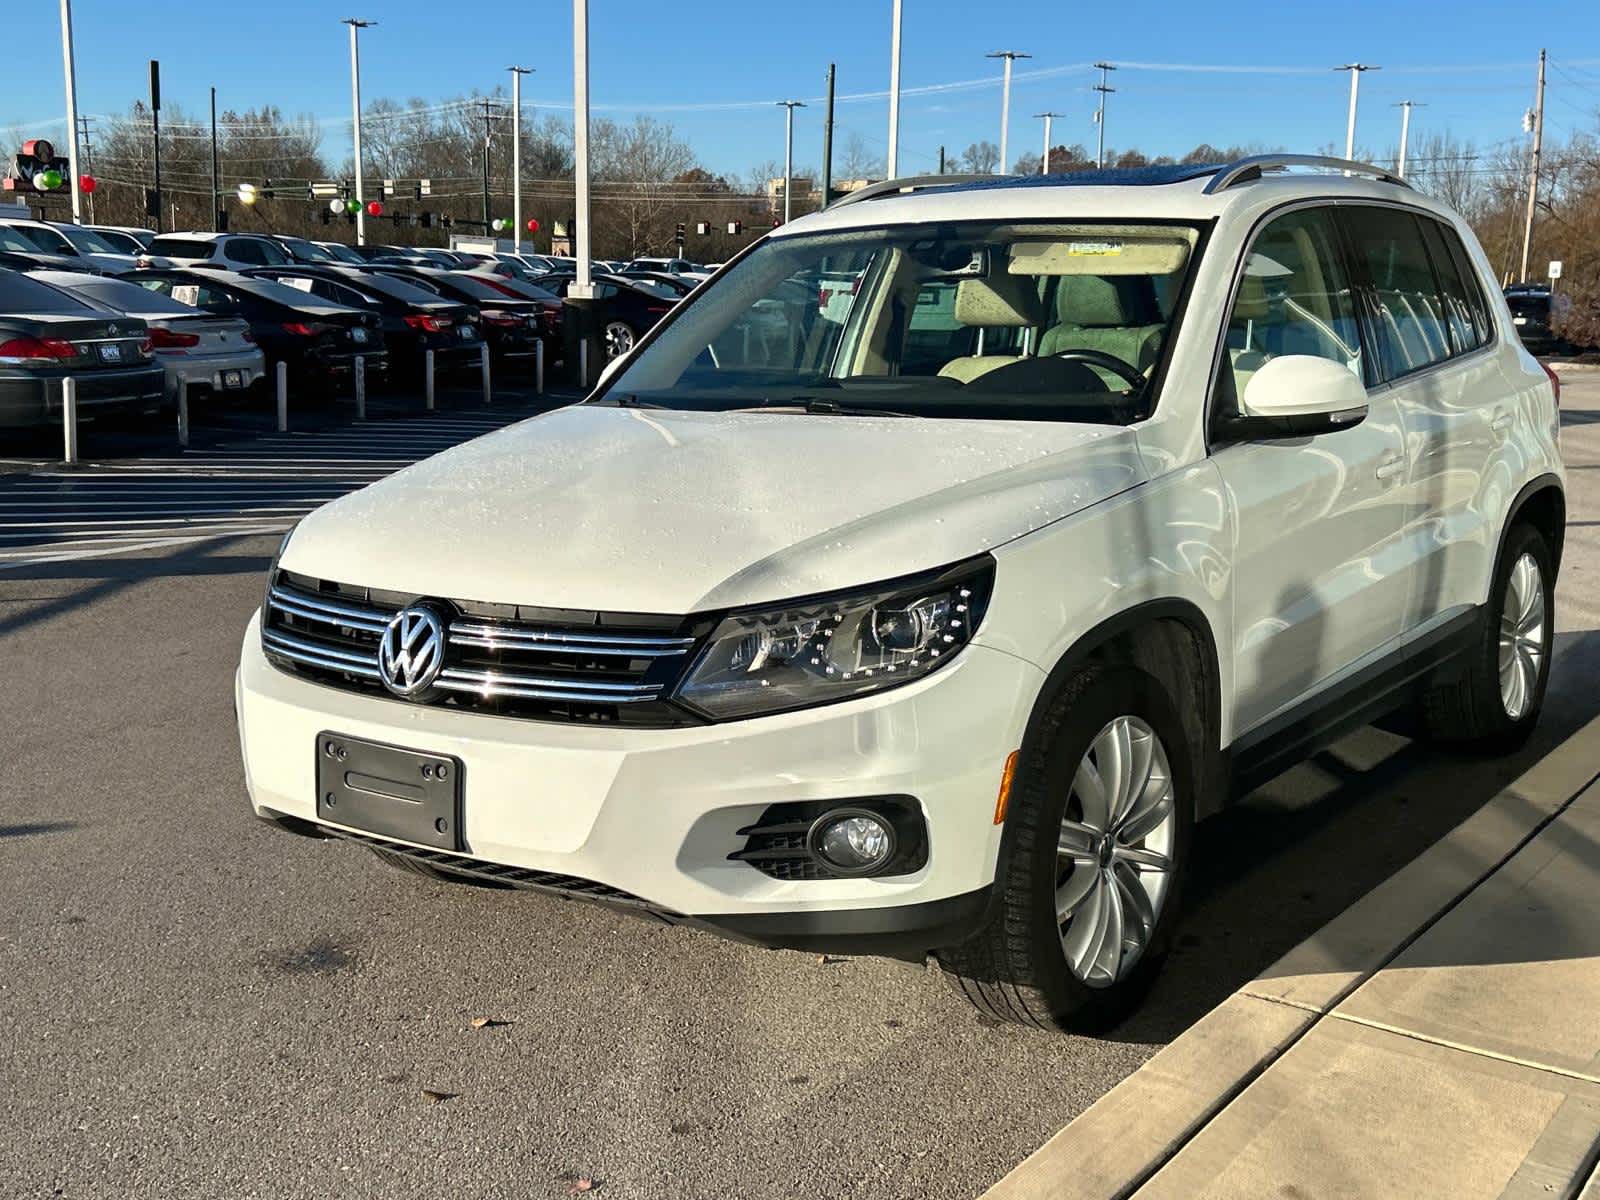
left=354, top=355, right=366, bottom=420
left=579, top=340, right=589, bottom=390
left=275, top=361, right=288, bottom=432
left=424, top=349, right=435, bottom=411
left=479, top=343, right=492, bottom=404
left=61, top=377, right=78, bottom=465
left=535, top=338, right=545, bottom=395
left=176, top=377, right=189, bottom=448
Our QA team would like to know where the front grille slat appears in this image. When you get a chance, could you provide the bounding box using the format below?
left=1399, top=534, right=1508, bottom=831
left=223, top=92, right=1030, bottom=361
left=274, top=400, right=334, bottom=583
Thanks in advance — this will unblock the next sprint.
left=262, top=574, right=701, bottom=726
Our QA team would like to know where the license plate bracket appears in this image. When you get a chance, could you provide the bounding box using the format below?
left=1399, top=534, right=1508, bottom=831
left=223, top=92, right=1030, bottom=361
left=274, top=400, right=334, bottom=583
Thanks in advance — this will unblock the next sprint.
left=316, top=732, right=461, bottom=851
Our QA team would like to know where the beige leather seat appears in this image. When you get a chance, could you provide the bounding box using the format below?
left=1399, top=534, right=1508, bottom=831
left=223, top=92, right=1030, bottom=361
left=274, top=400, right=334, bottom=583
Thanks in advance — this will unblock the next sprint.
left=1038, top=275, right=1165, bottom=371
left=936, top=274, right=1044, bottom=383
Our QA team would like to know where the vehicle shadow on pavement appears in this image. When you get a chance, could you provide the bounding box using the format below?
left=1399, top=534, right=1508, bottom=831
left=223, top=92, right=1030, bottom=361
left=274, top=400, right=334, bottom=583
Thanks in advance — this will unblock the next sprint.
left=0, top=535, right=273, bottom=639
left=1110, top=625, right=1600, bottom=1044
left=0, top=821, right=77, bottom=840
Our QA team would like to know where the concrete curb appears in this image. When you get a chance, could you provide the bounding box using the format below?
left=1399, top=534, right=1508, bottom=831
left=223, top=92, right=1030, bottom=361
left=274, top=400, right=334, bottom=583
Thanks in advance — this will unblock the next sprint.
left=983, top=715, right=1600, bottom=1200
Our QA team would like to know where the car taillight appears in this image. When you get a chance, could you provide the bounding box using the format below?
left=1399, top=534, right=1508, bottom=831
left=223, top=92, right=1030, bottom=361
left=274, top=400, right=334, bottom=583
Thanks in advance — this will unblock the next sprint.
left=480, top=310, right=520, bottom=327
left=481, top=279, right=523, bottom=298
left=281, top=321, right=328, bottom=336
left=646, top=304, right=671, bottom=314
left=0, top=336, right=76, bottom=364
left=147, top=326, right=200, bottom=350
left=404, top=314, right=444, bottom=333
left=138, top=337, right=154, bottom=357
left=1541, top=362, right=1561, bottom=408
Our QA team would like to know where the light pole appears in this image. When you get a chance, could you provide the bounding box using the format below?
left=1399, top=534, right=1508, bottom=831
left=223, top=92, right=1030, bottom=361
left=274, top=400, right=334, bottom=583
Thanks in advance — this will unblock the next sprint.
left=572, top=0, right=592, bottom=298
left=986, top=50, right=1030, bottom=174
left=509, top=67, right=533, bottom=253
left=344, top=18, right=376, bottom=246
left=1034, top=111, right=1065, bottom=174
left=1092, top=62, right=1117, bottom=169
left=1335, top=63, right=1379, bottom=160
left=778, top=100, right=806, bottom=223
left=210, top=87, right=220, bottom=231
left=887, top=0, right=903, bottom=178
left=1393, top=99, right=1424, bottom=178
left=58, top=0, right=82, bottom=224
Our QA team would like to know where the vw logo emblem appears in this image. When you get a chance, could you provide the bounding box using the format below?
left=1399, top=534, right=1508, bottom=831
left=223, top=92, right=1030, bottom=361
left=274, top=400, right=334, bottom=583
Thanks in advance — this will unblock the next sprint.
left=378, top=606, right=446, bottom=698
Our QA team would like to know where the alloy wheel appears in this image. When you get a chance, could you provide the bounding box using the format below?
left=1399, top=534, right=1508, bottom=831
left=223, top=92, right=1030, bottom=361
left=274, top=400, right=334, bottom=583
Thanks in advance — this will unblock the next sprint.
left=604, top=321, right=635, bottom=359
left=1055, top=715, right=1177, bottom=988
left=1498, top=551, right=1546, bottom=720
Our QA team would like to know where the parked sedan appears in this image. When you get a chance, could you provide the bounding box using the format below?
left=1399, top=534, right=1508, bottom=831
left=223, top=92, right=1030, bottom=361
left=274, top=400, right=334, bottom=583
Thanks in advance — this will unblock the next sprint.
left=0, top=268, right=164, bottom=429
left=366, top=264, right=546, bottom=365
left=530, top=272, right=677, bottom=358
left=128, top=268, right=386, bottom=395
left=243, top=264, right=484, bottom=383
left=35, top=271, right=264, bottom=404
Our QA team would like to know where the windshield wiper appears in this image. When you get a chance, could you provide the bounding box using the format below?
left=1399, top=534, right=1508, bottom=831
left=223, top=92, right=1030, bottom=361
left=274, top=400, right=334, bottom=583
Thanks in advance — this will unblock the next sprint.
left=592, top=393, right=669, bottom=409
left=725, top=398, right=914, bottom=418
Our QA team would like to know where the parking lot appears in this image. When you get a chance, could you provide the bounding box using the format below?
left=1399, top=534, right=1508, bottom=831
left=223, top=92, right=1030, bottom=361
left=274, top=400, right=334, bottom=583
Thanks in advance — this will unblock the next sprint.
left=1, top=370, right=1596, bottom=1200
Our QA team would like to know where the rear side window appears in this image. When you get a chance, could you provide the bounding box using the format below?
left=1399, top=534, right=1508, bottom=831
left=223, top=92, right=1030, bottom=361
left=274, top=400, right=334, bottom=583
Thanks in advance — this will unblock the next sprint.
left=225, top=239, right=267, bottom=266
left=1425, top=220, right=1493, bottom=350
left=147, top=237, right=218, bottom=259
left=1340, top=207, right=1451, bottom=380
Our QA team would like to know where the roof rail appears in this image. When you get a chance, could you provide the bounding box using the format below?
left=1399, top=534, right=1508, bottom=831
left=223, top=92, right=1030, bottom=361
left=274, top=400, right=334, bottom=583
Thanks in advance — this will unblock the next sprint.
left=1202, top=154, right=1410, bottom=194
left=829, top=173, right=995, bottom=209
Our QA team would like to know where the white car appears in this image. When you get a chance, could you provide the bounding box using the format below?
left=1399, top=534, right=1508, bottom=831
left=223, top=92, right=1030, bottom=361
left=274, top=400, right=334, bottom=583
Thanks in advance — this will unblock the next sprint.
left=0, top=218, right=136, bottom=273
left=138, top=231, right=293, bottom=270
left=236, top=156, right=1565, bottom=1032
left=35, top=271, right=264, bottom=403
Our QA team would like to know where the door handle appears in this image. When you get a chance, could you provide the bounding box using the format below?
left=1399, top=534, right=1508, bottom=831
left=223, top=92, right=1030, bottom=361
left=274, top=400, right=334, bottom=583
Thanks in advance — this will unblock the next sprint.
left=1491, top=412, right=1514, bottom=432
left=1375, top=456, right=1407, bottom=482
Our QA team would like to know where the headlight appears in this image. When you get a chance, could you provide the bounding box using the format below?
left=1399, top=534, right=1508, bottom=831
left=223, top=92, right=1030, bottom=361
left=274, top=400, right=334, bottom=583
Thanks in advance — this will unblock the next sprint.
left=675, top=556, right=994, bottom=720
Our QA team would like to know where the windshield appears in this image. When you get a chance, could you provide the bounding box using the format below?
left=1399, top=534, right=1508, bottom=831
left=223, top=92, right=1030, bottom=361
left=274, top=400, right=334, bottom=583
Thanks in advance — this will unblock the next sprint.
left=282, top=238, right=333, bottom=262
left=8, top=224, right=75, bottom=254
left=58, top=227, right=123, bottom=254
left=318, top=242, right=366, bottom=265
left=600, top=220, right=1200, bottom=424
left=89, top=228, right=144, bottom=254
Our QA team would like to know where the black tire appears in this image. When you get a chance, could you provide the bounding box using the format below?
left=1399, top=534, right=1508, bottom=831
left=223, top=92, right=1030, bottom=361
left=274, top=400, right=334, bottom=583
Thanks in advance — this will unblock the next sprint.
left=1421, top=522, right=1554, bottom=751
left=367, top=845, right=510, bottom=889
left=936, top=664, right=1197, bottom=1033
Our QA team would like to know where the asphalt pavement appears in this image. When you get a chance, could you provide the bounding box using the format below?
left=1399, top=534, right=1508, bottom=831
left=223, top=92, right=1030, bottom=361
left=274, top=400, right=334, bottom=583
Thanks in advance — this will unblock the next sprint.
left=1, top=372, right=1597, bottom=1199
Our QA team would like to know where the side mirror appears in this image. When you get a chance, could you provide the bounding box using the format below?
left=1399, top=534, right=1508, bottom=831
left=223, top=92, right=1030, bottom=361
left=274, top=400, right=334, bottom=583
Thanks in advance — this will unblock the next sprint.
left=1221, top=354, right=1368, bottom=440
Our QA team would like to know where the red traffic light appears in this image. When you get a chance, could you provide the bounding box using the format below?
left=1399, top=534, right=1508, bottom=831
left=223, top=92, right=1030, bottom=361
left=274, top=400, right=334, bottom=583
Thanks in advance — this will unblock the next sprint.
left=78, top=174, right=97, bottom=194
left=366, top=200, right=383, bottom=217
left=526, top=218, right=540, bottom=233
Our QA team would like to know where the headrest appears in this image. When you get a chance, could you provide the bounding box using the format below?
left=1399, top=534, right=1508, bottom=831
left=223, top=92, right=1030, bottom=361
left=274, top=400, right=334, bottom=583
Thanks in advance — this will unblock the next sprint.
left=1055, top=275, right=1134, bottom=328
left=1231, top=273, right=1269, bottom=320
left=954, top=273, right=1043, bottom=328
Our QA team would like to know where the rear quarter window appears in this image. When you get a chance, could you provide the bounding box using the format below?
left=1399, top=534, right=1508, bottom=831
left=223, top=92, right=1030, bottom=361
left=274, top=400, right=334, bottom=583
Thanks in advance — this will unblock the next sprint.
left=147, top=238, right=218, bottom=259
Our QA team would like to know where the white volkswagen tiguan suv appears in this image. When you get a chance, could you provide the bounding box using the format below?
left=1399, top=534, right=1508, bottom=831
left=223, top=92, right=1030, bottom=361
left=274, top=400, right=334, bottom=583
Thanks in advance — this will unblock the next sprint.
left=236, top=157, right=1565, bottom=1032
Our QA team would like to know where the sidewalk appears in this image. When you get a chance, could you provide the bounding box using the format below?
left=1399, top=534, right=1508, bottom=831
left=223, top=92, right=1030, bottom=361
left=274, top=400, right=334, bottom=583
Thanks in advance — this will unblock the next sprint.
left=986, top=716, right=1600, bottom=1200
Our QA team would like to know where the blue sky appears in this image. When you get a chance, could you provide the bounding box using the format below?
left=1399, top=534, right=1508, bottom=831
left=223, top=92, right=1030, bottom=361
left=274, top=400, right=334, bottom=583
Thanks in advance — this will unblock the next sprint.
left=8, top=0, right=1600, bottom=181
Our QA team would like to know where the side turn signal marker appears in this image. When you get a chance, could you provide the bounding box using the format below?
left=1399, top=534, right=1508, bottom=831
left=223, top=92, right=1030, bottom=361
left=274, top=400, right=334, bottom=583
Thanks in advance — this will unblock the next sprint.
left=994, top=750, right=1019, bottom=824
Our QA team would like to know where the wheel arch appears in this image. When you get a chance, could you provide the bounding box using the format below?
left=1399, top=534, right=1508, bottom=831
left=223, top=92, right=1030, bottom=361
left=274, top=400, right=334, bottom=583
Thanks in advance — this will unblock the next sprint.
left=1014, top=598, right=1226, bottom=825
left=1504, top=473, right=1566, bottom=580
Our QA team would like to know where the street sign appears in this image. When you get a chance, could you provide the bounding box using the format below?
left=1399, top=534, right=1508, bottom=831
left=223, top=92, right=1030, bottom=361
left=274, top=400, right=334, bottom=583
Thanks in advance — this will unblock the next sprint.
left=1548, top=260, right=1563, bottom=281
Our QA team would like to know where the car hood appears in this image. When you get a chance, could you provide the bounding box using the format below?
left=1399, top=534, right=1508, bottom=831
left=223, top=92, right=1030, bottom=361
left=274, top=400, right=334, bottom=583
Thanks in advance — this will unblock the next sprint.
left=282, top=404, right=1147, bottom=613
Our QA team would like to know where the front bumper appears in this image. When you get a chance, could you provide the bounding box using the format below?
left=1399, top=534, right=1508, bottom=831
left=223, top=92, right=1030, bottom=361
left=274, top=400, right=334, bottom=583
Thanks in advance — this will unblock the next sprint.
left=236, top=608, right=1040, bottom=957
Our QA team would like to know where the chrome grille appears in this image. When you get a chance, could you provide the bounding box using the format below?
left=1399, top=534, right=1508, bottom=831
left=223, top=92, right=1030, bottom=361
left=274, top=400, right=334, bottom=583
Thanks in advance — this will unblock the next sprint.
left=262, top=572, right=705, bottom=725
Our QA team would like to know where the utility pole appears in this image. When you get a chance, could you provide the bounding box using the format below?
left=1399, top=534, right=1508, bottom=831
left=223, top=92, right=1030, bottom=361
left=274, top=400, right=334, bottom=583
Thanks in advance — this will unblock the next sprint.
left=509, top=67, right=532, bottom=252
left=1335, top=63, right=1379, bottom=160
left=480, top=99, right=497, bottom=234
left=938, top=145, right=945, bottom=174
left=986, top=50, right=1030, bottom=174
left=343, top=19, right=376, bottom=246
left=149, top=60, right=162, bottom=233
left=777, top=100, right=805, bottom=223
left=1520, top=48, right=1546, bottom=284
left=59, top=0, right=83, bottom=224
left=887, top=0, right=902, bottom=178
left=1092, top=62, right=1117, bottom=169
left=821, top=64, right=836, bottom=206
left=1392, top=99, right=1424, bottom=179
left=210, top=87, right=220, bottom=231
left=1034, top=111, right=1065, bottom=174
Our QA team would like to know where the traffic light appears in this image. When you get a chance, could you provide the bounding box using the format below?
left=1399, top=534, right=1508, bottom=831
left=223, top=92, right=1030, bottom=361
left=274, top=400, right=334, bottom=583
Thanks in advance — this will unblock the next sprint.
left=675, top=221, right=686, bottom=249
left=3, top=138, right=70, bottom=194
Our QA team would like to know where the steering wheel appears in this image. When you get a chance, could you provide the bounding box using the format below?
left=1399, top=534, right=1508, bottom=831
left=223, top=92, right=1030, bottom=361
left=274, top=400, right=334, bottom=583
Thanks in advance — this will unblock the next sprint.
left=1051, top=348, right=1146, bottom=389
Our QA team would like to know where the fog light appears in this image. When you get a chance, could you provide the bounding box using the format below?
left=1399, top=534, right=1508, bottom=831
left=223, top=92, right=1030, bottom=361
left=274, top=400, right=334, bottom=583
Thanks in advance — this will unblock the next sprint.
left=808, top=808, right=897, bottom=877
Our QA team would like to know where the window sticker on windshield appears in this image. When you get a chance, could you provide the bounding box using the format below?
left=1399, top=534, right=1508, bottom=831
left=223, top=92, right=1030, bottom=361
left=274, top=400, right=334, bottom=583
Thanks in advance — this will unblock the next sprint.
left=279, top=277, right=315, bottom=292
left=1066, top=240, right=1124, bottom=257
left=171, top=285, right=200, bottom=306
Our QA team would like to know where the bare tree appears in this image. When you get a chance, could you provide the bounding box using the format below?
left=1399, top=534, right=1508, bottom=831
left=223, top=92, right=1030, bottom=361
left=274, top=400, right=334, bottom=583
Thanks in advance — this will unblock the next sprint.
left=958, top=141, right=999, bottom=174
left=837, top=132, right=883, bottom=180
